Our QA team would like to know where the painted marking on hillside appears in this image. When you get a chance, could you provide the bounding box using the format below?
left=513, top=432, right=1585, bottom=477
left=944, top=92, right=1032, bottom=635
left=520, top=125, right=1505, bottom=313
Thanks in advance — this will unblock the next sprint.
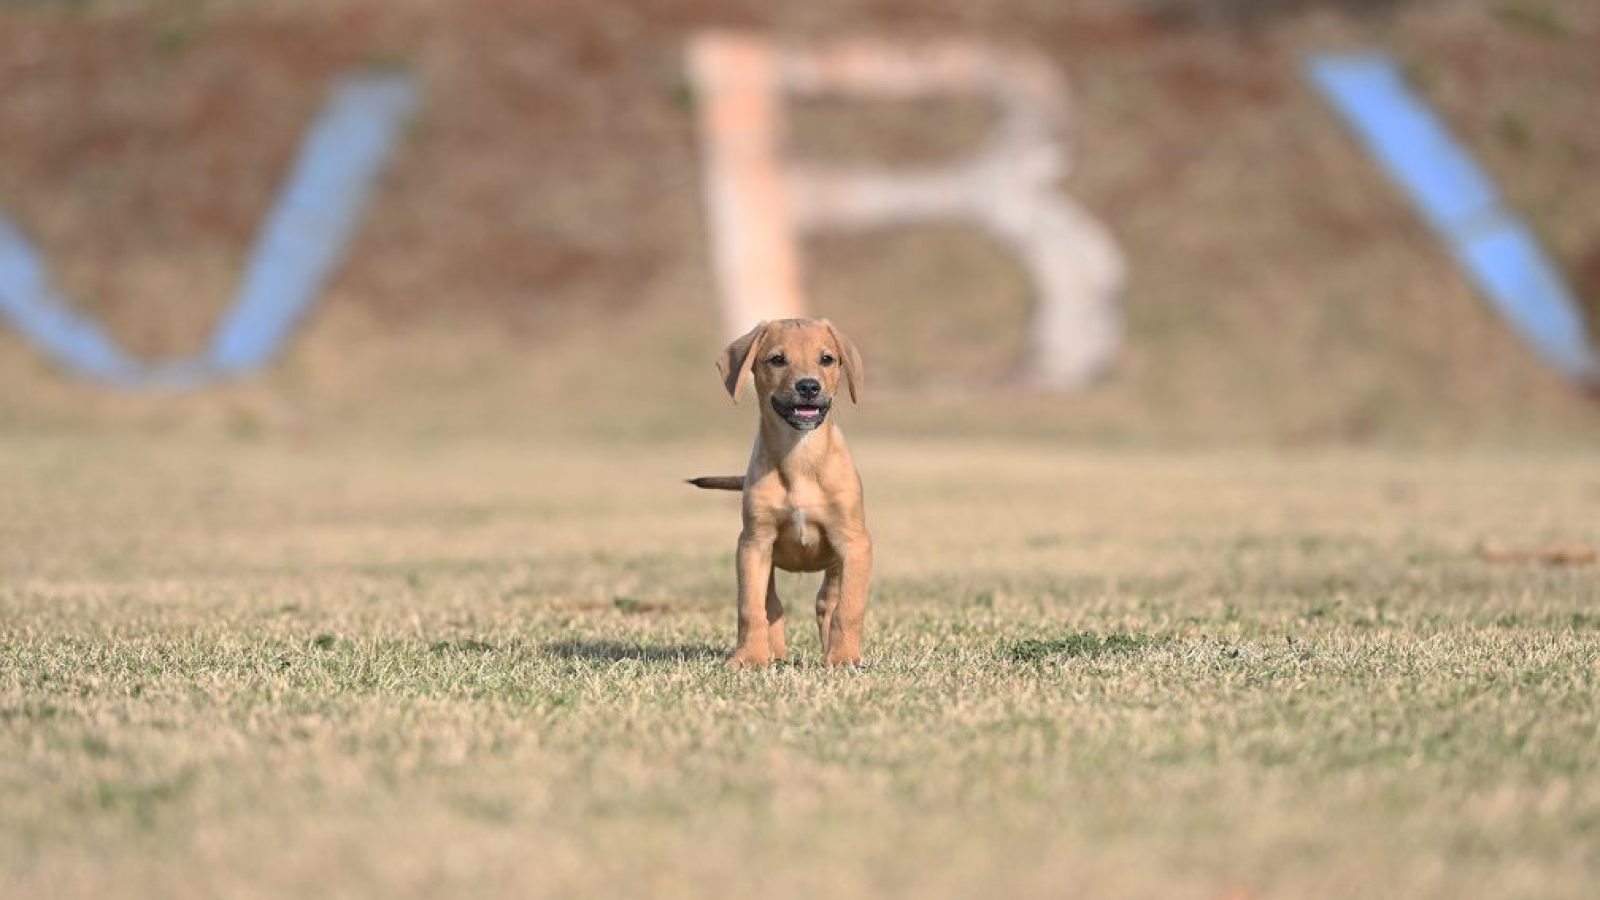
left=1308, top=52, right=1599, bottom=389
left=0, top=72, right=417, bottom=388
left=688, top=33, right=1125, bottom=390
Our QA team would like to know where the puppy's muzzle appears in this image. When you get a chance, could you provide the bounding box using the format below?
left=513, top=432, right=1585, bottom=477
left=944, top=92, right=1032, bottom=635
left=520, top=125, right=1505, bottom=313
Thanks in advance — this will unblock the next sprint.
left=771, top=383, right=831, bottom=430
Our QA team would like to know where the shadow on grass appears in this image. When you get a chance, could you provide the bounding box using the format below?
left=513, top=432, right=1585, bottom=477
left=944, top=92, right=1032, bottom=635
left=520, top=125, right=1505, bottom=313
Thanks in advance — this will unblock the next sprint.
left=542, top=640, right=724, bottom=663
left=1009, top=632, right=1168, bottom=663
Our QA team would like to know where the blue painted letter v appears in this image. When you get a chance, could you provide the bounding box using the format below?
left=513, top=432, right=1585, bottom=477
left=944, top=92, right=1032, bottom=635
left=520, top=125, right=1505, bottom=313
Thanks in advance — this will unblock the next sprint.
left=0, top=72, right=417, bottom=388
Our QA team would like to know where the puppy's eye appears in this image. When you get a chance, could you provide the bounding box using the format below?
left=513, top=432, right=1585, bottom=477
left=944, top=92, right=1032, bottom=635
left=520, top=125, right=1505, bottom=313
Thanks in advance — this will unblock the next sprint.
left=766, top=354, right=787, bottom=367
left=819, top=353, right=836, bottom=367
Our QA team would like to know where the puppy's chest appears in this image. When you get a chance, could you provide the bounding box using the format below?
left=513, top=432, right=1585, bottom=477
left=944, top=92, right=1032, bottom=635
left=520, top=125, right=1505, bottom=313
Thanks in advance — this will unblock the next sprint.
left=773, top=489, right=826, bottom=548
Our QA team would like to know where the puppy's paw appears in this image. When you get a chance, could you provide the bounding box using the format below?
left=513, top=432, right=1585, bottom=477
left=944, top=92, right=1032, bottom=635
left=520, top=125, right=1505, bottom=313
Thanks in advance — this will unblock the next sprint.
left=726, top=646, right=773, bottom=669
left=823, top=648, right=863, bottom=667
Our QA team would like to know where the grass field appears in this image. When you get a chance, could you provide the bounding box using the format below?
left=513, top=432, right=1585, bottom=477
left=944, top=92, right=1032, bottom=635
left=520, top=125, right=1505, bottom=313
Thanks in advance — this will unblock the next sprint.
left=3, top=433, right=1596, bottom=898
left=4, top=2, right=1599, bottom=896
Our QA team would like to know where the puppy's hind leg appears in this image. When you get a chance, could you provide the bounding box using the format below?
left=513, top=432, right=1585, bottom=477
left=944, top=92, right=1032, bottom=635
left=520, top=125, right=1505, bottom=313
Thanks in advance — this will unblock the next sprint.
left=766, top=571, right=787, bottom=661
left=816, top=563, right=842, bottom=657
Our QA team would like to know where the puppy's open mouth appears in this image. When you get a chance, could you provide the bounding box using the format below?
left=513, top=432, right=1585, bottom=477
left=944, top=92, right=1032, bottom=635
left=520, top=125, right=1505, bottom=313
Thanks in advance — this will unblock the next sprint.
left=771, top=396, right=831, bottom=430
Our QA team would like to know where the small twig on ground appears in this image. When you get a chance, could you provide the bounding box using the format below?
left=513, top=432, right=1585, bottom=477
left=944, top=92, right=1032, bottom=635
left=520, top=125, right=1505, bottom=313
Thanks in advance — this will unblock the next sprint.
left=1477, top=541, right=1597, bottom=566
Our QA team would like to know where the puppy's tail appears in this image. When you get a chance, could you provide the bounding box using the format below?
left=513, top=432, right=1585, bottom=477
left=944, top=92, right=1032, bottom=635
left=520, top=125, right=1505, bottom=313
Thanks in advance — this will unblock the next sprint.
left=686, top=475, right=745, bottom=491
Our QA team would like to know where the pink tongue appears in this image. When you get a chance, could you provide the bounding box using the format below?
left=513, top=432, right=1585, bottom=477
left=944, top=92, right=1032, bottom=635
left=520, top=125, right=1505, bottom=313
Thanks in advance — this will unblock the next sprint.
left=795, top=407, right=820, bottom=418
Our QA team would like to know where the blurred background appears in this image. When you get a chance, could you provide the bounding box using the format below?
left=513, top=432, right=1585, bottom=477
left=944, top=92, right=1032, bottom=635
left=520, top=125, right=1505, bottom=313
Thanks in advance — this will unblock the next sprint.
left=2, top=0, right=1597, bottom=446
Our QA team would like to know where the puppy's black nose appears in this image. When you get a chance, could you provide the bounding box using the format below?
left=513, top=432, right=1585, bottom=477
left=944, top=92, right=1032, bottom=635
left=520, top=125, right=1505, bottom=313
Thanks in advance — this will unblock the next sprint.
left=795, top=378, right=822, bottom=399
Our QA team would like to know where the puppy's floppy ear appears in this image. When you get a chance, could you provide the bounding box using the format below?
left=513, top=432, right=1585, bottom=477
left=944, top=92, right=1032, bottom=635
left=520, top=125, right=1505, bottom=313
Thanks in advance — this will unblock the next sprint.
left=821, top=319, right=864, bottom=403
left=716, top=321, right=767, bottom=401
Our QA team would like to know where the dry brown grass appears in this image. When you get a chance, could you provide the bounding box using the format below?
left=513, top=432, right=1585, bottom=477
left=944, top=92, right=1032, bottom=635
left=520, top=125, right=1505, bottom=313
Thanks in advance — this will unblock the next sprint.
left=3, top=432, right=1597, bottom=899
left=3, top=5, right=1599, bottom=892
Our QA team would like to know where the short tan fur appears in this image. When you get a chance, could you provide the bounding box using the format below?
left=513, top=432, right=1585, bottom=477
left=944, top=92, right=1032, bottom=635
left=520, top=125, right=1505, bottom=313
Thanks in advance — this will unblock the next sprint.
left=690, top=318, right=872, bottom=667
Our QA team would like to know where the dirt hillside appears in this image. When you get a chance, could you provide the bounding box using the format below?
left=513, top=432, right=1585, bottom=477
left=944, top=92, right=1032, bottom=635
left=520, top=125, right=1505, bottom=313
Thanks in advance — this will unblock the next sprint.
left=1, top=0, right=1597, bottom=443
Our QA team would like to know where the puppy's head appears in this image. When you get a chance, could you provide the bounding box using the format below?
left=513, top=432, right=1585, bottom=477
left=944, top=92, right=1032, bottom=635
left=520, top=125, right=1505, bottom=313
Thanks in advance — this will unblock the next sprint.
left=716, top=318, right=863, bottom=431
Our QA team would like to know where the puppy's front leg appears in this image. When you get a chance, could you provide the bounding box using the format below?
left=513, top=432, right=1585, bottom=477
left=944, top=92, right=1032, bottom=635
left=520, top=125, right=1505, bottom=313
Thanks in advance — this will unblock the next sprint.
left=825, top=536, right=872, bottom=667
left=729, top=531, right=777, bottom=668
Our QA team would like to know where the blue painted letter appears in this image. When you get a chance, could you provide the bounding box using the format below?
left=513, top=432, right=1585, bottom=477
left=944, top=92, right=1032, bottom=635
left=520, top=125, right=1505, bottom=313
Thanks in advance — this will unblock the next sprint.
left=0, top=72, right=417, bottom=388
left=1308, top=52, right=1598, bottom=389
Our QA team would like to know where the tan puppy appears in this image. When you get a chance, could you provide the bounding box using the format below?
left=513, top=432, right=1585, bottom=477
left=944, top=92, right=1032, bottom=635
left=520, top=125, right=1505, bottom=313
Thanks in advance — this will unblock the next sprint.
left=689, top=319, right=872, bottom=668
